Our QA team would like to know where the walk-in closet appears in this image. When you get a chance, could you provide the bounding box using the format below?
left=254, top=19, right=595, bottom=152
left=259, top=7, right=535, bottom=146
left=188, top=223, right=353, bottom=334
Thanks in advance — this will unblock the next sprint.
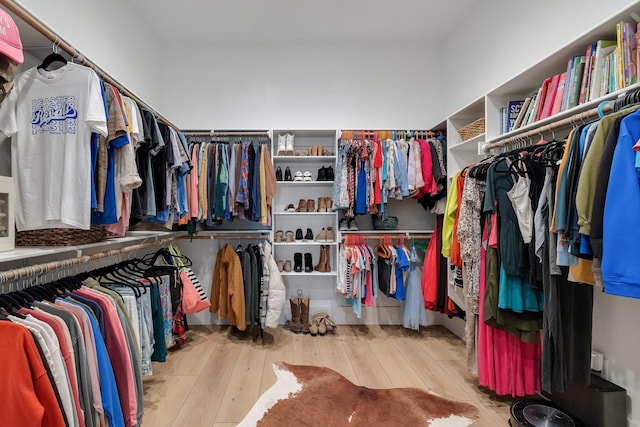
left=1, top=0, right=640, bottom=426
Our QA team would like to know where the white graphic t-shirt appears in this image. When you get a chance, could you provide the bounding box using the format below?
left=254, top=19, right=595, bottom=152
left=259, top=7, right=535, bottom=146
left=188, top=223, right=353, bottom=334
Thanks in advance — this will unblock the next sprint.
left=0, top=63, right=107, bottom=231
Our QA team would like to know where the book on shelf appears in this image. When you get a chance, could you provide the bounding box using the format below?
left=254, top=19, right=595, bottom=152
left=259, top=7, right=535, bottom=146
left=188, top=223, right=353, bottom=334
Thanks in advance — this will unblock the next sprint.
left=540, top=74, right=561, bottom=119
left=636, top=24, right=640, bottom=88
left=507, top=100, right=524, bottom=132
left=625, top=22, right=637, bottom=87
left=499, top=107, right=507, bottom=134
left=535, top=76, right=553, bottom=121
left=566, top=55, right=586, bottom=109
left=512, top=97, right=532, bottom=130
left=521, top=93, right=537, bottom=127
left=551, top=72, right=567, bottom=116
left=527, top=87, right=542, bottom=126
left=579, top=43, right=596, bottom=104
left=589, top=40, right=616, bottom=101
left=561, top=57, right=574, bottom=111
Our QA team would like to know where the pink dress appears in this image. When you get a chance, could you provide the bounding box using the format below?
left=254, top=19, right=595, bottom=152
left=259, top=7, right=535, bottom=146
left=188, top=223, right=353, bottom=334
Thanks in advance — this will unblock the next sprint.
left=477, top=217, right=541, bottom=396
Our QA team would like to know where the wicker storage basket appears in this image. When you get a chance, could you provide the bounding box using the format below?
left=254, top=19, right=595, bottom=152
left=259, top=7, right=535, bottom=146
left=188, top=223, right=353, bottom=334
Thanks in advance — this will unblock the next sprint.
left=16, top=225, right=109, bottom=246
left=458, top=118, right=485, bottom=141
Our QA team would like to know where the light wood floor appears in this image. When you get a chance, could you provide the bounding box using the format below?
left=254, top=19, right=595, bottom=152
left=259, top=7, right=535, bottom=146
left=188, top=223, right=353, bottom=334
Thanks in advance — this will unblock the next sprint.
left=142, top=324, right=513, bottom=426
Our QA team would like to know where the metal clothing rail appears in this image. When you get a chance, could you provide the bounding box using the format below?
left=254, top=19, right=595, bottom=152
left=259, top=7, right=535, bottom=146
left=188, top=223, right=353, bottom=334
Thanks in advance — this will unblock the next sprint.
left=340, top=129, right=439, bottom=141
left=0, top=236, right=176, bottom=284
left=0, top=0, right=180, bottom=130
left=483, top=103, right=614, bottom=153
left=341, top=232, right=433, bottom=241
left=185, top=234, right=270, bottom=240
left=182, top=130, right=270, bottom=137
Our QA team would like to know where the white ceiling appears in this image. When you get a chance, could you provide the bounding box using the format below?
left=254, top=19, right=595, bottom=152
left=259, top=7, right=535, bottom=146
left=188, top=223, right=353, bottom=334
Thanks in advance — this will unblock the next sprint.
left=129, top=0, right=477, bottom=44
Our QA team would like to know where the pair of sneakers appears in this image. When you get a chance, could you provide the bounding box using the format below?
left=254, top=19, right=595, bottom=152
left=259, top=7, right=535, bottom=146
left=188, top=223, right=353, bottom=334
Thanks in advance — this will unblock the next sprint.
left=339, top=217, right=359, bottom=231
left=293, top=171, right=312, bottom=182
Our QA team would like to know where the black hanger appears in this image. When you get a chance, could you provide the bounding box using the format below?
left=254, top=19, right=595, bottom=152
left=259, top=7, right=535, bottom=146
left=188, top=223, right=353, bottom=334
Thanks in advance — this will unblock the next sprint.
left=37, top=51, right=67, bottom=71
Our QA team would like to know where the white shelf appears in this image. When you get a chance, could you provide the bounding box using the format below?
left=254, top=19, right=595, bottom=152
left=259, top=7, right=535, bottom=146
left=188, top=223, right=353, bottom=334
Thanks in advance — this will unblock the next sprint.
left=449, top=133, right=485, bottom=152
left=280, top=271, right=337, bottom=276
left=273, top=156, right=336, bottom=162
left=277, top=181, right=334, bottom=185
left=274, top=212, right=336, bottom=216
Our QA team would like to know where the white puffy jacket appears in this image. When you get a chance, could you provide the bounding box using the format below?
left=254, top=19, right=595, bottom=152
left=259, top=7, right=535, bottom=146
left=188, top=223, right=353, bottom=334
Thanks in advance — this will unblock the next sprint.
left=261, top=242, right=286, bottom=328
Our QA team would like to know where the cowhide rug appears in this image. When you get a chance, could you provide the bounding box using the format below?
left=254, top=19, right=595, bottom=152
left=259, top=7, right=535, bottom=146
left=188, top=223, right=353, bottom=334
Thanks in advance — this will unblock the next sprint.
left=239, top=362, right=479, bottom=426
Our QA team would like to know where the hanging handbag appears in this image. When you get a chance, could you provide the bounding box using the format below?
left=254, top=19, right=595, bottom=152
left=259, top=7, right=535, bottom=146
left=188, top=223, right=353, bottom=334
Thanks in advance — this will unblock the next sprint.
left=167, top=244, right=211, bottom=313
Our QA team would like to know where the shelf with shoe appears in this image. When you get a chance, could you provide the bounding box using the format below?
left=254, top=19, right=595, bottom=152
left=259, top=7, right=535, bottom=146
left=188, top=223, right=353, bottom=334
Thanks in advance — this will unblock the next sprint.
left=271, top=130, right=339, bottom=307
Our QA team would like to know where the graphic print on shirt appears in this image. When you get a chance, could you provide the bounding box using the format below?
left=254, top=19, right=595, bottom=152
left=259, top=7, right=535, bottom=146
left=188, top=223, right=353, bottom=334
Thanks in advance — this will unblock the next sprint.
left=31, top=96, right=78, bottom=134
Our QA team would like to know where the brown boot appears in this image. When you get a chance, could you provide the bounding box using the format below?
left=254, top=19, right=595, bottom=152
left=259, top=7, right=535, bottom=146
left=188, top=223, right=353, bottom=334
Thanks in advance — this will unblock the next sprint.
left=295, top=199, right=308, bottom=212
left=315, top=245, right=326, bottom=271
left=317, top=197, right=327, bottom=212
left=325, top=226, right=335, bottom=242
left=286, top=298, right=302, bottom=333
left=307, top=199, right=315, bottom=212
left=323, top=245, right=331, bottom=272
left=300, top=298, right=310, bottom=334
left=325, top=197, right=333, bottom=212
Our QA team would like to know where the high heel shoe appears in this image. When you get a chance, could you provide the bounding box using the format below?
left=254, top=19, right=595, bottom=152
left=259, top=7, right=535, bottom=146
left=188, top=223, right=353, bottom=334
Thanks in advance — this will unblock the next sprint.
left=284, top=167, right=292, bottom=181
left=276, top=166, right=282, bottom=181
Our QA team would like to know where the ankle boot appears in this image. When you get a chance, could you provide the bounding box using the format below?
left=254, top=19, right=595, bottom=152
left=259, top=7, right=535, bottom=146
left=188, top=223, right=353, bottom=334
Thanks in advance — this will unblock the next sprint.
left=326, top=196, right=333, bottom=212
left=307, top=199, right=315, bottom=212
left=277, top=134, right=286, bottom=156
left=300, top=298, right=310, bottom=334
left=295, top=228, right=303, bottom=241
left=283, top=260, right=292, bottom=272
left=293, top=253, right=303, bottom=272
left=284, top=166, right=292, bottom=181
left=285, top=133, right=294, bottom=155
left=317, top=166, right=327, bottom=181
left=323, top=245, right=331, bottom=272
left=275, top=166, right=282, bottom=181
left=304, top=253, right=313, bottom=273
left=276, top=260, right=284, bottom=272
left=304, top=227, right=314, bottom=240
left=325, top=226, right=335, bottom=242
left=296, top=199, right=308, bottom=212
left=286, top=298, right=302, bottom=333
left=315, top=245, right=326, bottom=271
left=317, top=197, right=327, bottom=212
left=326, top=165, right=334, bottom=181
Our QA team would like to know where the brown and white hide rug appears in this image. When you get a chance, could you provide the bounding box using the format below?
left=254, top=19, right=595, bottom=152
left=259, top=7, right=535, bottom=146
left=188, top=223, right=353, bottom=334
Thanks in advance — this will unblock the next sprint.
left=239, top=362, right=479, bottom=426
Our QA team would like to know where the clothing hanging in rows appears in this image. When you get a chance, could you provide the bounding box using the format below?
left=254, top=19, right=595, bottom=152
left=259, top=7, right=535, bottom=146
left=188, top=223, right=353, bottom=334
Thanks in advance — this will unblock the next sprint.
left=0, top=60, right=192, bottom=236
left=209, top=241, right=285, bottom=332
left=331, top=135, right=447, bottom=219
left=184, top=137, right=276, bottom=228
left=0, top=246, right=207, bottom=427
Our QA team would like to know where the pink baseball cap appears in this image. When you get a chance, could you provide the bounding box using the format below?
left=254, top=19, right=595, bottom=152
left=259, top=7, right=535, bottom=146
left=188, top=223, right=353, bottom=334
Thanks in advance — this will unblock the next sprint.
left=0, top=9, right=22, bottom=64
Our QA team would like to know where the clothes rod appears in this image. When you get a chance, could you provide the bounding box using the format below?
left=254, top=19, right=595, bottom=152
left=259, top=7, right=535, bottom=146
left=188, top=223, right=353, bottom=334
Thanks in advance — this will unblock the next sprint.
left=483, top=102, right=614, bottom=153
left=341, top=233, right=433, bottom=240
left=183, top=130, right=270, bottom=137
left=0, top=236, right=175, bottom=284
left=0, top=0, right=180, bottom=131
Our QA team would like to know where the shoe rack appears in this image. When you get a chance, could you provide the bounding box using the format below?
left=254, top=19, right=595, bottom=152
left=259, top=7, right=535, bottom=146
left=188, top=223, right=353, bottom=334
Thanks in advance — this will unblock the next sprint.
left=271, top=129, right=339, bottom=316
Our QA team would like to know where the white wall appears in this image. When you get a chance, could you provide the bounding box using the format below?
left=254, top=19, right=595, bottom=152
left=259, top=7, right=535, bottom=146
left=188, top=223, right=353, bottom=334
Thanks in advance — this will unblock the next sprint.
left=161, top=41, right=443, bottom=130
left=442, top=0, right=637, bottom=118
left=14, top=0, right=164, bottom=112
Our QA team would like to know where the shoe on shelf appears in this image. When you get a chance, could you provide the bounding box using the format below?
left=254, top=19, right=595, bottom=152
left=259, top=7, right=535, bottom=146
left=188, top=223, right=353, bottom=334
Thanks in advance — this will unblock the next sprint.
left=326, top=165, right=334, bottom=181
left=293, top=253, right=303, bottom=272
left=295, top=228, right=303, bottom=241
left=285, top=133, right=294, bottom=156
left=307, top=199, right=315, bottom=212
left=285, top=203, right=296, bottom=212
left=293, top=171, right=304, bottom=182
left=284, top=167, right=292, bottom=181
left=304, top=227, right=313, bottom=240
left=315, top=227, right=327, bottom=242
left=323, top=245, right=331, bottom=272
left=303, top=171, right=312, bottom=181
left=326, top=196, right=333, bottom=212
left=317, top=197, right=327, bottom=212
left=317, top=166, right=327, bottom=181
left=304, top=253, right=313, bottom=273
left=276, top=260, right=284, bottom=272
left=283, top=260, right=292, bottom=272
left=277, top=134, right=287, bottom=156
left=339, top=218, right=349, bottom=231
left=296, top=199, right=308, bottom=212
left=325, top=226, right=335, bottom=242
left=348, top=218, right=359, bottom=231
left=285, top=230, right=294, bottom=243
left=276, top=166, right=282, bottom=181
left=275, top=230, right=284, bottom=242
